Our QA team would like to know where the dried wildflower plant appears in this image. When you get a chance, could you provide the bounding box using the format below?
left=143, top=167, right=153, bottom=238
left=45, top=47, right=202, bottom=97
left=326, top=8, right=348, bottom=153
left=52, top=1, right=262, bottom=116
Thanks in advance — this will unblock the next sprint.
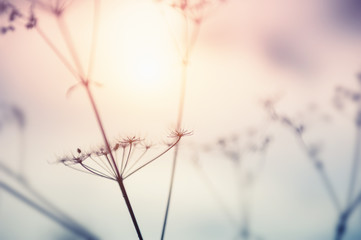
left=331, top=75, right=361, bottom=240
left=263, top=99, right=340, bottom=209
left=4, top=1, right=189, bottom=238
left=186, top=128, right=271, bottom=239
left=155, top=1, right=225, bottom=238
left=59, top=130, right=191, bottom=181
left=263, top=90, right=361, bottom=240
left=217, top=131, right=271, bottom=165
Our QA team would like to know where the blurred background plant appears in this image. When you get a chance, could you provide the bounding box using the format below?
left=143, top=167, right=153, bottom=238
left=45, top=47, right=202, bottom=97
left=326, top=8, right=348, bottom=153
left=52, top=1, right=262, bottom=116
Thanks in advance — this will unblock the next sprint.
left=189, top=126, right=271, bottom=240
left=0, top=102, right=98, bottom=239
left=263, top=85, right=361, bottom=240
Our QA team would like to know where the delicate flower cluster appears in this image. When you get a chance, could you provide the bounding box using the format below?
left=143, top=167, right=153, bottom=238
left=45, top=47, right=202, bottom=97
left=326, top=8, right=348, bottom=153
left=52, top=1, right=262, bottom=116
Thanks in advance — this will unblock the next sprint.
left=263, top=99, right=326, bottom=170
left=30, top=0, right=74, bottom=17
left=333, top=75, right=361, bottom=127
left=59, top=131, right=191, bottom=181
left=217, top=130, right=271, bottom=163
left=0, top=1, right=36, bottom=35
left=263, top=99, right=305, bottom=136
left=158, top=0, right=226, bottom=24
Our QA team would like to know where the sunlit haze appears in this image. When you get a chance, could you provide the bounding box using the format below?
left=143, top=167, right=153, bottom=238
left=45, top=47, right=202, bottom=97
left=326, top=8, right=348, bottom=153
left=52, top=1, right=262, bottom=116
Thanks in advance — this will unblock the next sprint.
left=1, top=0, right=361, bottom=239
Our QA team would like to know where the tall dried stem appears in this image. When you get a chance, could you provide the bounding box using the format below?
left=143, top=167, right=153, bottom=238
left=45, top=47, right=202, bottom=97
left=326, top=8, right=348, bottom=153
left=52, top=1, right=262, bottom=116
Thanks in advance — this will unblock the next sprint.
left=32, top=1, right=144, bottom=238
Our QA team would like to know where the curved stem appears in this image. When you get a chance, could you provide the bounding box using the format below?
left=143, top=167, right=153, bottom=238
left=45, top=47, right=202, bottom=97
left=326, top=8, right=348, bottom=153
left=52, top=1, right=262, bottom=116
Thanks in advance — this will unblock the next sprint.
left=0, top=181, right=98, bottom=240
left=0, top=162, right=97, bottom=237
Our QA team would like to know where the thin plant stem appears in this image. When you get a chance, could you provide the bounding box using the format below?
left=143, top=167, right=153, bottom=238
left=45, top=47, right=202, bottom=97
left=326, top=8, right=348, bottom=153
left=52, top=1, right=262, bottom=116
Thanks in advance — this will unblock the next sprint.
left=104, top=154, right=117, bottom=175
left=194, top=161, right=238, bottom=227
left=85, top=85, right=143, bottom=240
left=123, top=149, right=148, bottom=176
left=161, top=144, right=180, bottom=240
left=161, top=10, right=201, bottom=239
left=124, top=139, right=181, bottom=180
left=156, top=5, right=183, bottom=59
left=187, top=23, right=201, bottom=57
left=0, top=162, right=96, bottom=237
left=80, top=162, right=115, bottom=180
left=347, top=115, right=361, bottom=206
left=121, top=144, right=133, bottom=176
left=268, top=105, right=341, bottom=212
left=176, top=13, right=191, bottom=129
left=120, top=146, right=126, bottom=172
left=160, top=58, right=188, bottom=239
left=42, top=8, right=143, bottom=237
left=87, top=0, right=100, bottom=79
left=297, top=136, right=342, bottom=213
left=24, top=181, right=95, bottom=234
left=56, top=16, right=85, bottom=78
left=35, top=26, right=80, bottom=80
left=240, top=195, right=250, bottom=240
left=0, top=181, right=98, bottom=240
left=18, top=128, right=26, bottom=177
left=161, top=32, right=189, bottom=240
left=89, top=156, right=115, bottom=178
left=335, top=189, right=361, bottom=240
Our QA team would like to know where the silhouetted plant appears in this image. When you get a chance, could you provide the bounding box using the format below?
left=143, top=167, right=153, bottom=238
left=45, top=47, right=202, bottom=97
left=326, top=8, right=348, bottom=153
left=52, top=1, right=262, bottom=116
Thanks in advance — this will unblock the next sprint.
left=4, top=1, right=192, bottom=239
left=189, top=128, right=271, bottom=240
left=154, top=1, right=226, bottom=238
left=0, top=103, right=98, bottom=240
left=263, top=83, right=361, bottom=240
left=332, top=77, right=361, bottom=240
left=216, top=130, right=271, bottom=240
left=59, top=130, right=191, bottom=181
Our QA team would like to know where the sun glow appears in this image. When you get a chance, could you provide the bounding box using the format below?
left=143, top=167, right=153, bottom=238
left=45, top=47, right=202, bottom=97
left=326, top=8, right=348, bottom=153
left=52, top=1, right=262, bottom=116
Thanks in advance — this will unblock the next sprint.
left=103, top=1, right=177, bottom=94
left=123, top=44, right=170, bottom=91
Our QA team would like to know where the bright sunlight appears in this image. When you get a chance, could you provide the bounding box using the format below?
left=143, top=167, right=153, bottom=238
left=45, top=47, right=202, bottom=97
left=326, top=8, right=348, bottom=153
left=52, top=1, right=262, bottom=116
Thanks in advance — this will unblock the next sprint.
left=106, top=1, right=177, bottom=93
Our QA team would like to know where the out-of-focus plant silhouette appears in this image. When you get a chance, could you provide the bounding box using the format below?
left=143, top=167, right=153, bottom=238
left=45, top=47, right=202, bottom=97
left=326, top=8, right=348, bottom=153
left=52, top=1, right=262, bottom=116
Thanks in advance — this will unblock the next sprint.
left=190, top=127, right=271, bottom=240
left=217, top=130, right=271, bottom=240
left=0, top=102, right=98, bottom=240
left=263, top=78, right=361, bottom=240
left=0, top=0, right=36, bottom=34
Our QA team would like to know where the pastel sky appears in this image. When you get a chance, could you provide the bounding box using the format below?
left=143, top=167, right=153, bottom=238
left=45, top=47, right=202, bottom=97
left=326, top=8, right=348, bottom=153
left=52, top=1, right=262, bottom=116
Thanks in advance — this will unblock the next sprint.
left=1, top=0, right=361, bottom=239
